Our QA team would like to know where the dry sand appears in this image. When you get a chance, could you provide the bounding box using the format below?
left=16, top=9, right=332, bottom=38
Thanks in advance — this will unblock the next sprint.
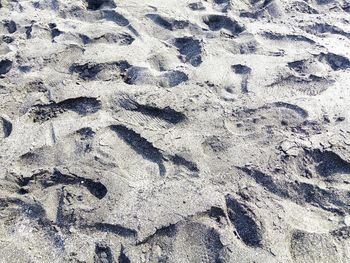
left=0, top=0, right=350, bottom=262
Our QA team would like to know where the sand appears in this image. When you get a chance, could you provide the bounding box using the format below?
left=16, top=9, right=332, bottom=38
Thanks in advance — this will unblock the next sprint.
left=0, top=0, right=350, bottom=262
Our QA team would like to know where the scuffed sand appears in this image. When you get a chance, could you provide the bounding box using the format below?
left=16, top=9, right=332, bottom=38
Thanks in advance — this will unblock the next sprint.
left=0, top=0, right=350, bottom=262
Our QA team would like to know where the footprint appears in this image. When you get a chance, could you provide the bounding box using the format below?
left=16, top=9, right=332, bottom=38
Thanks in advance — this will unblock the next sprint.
left=262, top=31, right=315, bottom=44
left=3, top=20, right=17, bottom=33
left=0, top=116, right=12, bottom=139
left=90, top=32, right=135, bottom=45
left=29, top=97, right=102, bottom=123
left=118, top=245, right=131, bottom=263
left=124, top=66, right=188, bottom=87
left=288, top=53, right=350, bottom=72
left=83, top=223, right=137, bottom=238
left=70, top=60, right=131, bottom=81
left=240, top=0, right=283, bottom=18
left=318, top=52, right=350, bottom=71
left=188, top=2, right=206, bottom=11
left=232, top=64, right=251, bottom=93
left=306, top=149, right=350, bottom=178
left=203, top=15, right=245, bottom=36
left=49, top=45, right=84, bottom=73
left=288, top=1, right=319, bottom=14
left=211, top=0, right=231, bottom=12
left=17, top=169, right=108, bottom=199
left=173, top=222, right=224, bottom=263
left=173, top=37, right=203, bottom=67
left=0, top=59, right=12, bottom=75
left=227, top=102, right=308, bottom=136
left=110, top=125, right=166, bottom=176
left=290, top=230, right=341, bottom=263
left=268, top=73, right=333, bottom=96
left=269, top=52, right=348, bottom=95
left=94, top=243, right=114, bottom=263
left=48, top=23, right=62, bottom=40
left=139, top=222, right=224, bottom=263
left=118, top=96, right=187, bottom=125
left=226, top=195, right=263, bottom=247
left=86, top=0, right=116, bottom=10
left=102, top=10, right=132, bottom=28
left=146, top=14, right=189, bottom=31
left=283, top=148, right=350, bottom=182
left=239, top=166, right=350, bottom=215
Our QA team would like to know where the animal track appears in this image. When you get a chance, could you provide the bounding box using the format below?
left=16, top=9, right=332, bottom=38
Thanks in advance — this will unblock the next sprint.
left=226, top=195, right=263, bottom=247
left=1, top=35, right=14, bottom=43
left=331, top=226, right=350, bottom=240
left=30, top=97, right=102, bottom=123
left=174, top=37, right=203, bottom=67
left=202, top=136, right=230, bottom=154
left=110, top=125, right=166, bottom=176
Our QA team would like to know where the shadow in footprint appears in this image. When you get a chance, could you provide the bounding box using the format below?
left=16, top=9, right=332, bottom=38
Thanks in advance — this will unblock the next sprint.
left=174, top=37, right=203, bottom=67
left=226, top=195, right=263, bottom=247
left=30, top=97, right=102, bottom=123
left=203, top=15, right=245, bottom=36
left=18, top=169, right=107, bottom=199
left=94, top=243, right=114, bottom=263
left=146, top=14, right=189, bottom=31
left=0, top=59, right=12, bottom=75
left=110, top=125, right=166, bottom=176
left=0, top=117, right=12, bottom=139
left=87, top=0, right=116, bottom=10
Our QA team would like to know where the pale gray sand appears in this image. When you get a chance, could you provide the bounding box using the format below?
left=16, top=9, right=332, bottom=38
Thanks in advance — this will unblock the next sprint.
left=0, top=0, right=350, bottom=262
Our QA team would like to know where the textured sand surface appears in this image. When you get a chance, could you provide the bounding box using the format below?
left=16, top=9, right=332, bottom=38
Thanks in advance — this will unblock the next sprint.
left=0, top=0, right=350, bottom=262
